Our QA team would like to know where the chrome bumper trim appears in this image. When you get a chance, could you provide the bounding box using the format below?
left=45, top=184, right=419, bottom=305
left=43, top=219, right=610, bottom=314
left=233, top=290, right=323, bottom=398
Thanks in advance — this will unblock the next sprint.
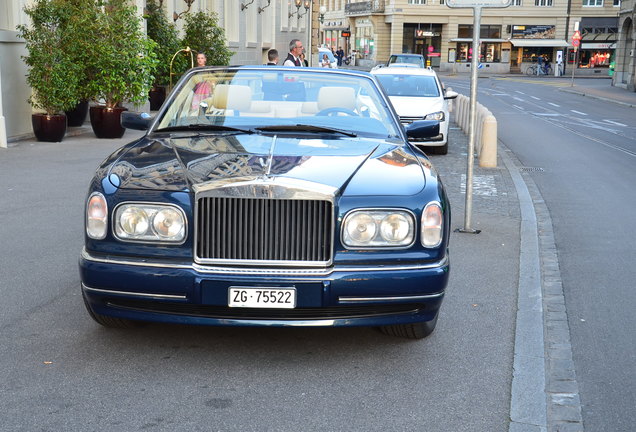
left=338, top=292, right=444, bottom=304
left=81, top=248, right=448, bottom=276
left=82, top=283, right=187, bottom=300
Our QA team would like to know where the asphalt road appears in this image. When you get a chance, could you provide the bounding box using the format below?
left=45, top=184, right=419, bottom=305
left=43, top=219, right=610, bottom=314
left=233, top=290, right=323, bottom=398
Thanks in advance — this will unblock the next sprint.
left=0, top=128, right=519, bottom=430
left=444, top=75, right=636, bottom=432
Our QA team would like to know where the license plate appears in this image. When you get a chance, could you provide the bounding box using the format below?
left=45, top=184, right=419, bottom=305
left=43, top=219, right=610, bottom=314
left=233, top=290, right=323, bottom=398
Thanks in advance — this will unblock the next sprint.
left=228, top=287, right=296, bottom=309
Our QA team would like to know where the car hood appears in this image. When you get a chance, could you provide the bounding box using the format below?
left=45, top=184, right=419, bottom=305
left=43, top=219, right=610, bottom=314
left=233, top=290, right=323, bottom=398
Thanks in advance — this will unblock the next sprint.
left=107, top=134, right=426, bottom=196
left=388, top=96, right=444, bottom=117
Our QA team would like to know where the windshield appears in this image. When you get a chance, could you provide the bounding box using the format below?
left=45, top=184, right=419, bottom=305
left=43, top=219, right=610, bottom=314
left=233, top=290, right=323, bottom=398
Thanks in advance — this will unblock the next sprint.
left=389, top=55, right=424, bottom=67
left=375, top=74, right=440, bottom=98
left=155, top=68, right=400, bottom=139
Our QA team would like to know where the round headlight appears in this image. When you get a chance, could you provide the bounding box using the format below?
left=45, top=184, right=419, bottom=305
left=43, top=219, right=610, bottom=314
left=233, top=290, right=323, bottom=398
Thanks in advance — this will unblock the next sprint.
left=346, top=213, right=376, bottom=243
left=119, top=207, right=149, bottom=236
left=152, top=208, right=184, bottom=238
left=380, top=213, right=411, bottom=242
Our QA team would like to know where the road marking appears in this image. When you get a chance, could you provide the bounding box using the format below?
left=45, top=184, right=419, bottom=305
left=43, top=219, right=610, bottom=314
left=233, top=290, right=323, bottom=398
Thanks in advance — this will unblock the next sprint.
left=491, top=93, right=510, bottom=96
left=533, top=113, right=560, bottom=117
left=531, top=96, right=541, bottom=100
left=516, top=91, right=526, bottom=95
left=548, top=102, right=560, bottom=108
left=513, top=105, right=524, bottom=110
left=570, top=110, right=587, bottom=116
left=513, top=97, right=524, bottom=102
left=603, top=119, right=627, bottom=127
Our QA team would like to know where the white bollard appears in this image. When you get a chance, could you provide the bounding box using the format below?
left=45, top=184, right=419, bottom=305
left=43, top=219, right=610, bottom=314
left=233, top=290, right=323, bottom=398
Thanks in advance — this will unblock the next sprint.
left=479, top=115, right=498, bottom=168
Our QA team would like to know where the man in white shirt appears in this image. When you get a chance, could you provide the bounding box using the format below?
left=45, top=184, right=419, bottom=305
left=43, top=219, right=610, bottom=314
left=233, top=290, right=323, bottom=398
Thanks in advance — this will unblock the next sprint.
left=283, top=39, right=303, bottom=67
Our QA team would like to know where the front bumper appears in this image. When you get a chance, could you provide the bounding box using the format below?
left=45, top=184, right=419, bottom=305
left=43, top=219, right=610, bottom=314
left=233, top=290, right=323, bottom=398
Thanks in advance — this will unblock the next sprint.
left=80, top=248, right=449, bottom=328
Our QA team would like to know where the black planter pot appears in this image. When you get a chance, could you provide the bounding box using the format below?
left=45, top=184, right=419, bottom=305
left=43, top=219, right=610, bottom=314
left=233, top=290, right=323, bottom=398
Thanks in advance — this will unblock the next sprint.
left=148, top=86, right=166, bottom=111
left=31, top=113, right=67, bottom=142
left=65, top=100, right=89, bottom=127
left=89, top=106, right=127, bottom=139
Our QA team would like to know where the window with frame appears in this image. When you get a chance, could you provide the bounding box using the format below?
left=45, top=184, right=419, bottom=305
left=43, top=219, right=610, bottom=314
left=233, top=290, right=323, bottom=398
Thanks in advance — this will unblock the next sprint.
left=458, top=25, right=502, bottom=38
left=408, top=0, right=426, bottom=4
left=582, top=0, right=603, bottom=5
left=512, top=0, right=522, bottom=5
left=534, top=0, right=552, bottom=5
left=613, top=0, right=620, bottom=6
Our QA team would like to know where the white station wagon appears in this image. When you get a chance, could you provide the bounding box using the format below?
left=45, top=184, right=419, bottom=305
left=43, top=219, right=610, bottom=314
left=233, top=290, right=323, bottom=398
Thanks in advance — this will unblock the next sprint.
left=372, top=67, right=457, bottom=155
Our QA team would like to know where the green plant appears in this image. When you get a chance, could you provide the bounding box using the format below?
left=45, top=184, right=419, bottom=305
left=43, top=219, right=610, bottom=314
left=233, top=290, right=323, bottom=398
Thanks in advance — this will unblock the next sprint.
left=17, top=0, right=82, bottom=115
left=88, top=0, right=159, bottom=108
left=144, top=0, right=180, bottom=87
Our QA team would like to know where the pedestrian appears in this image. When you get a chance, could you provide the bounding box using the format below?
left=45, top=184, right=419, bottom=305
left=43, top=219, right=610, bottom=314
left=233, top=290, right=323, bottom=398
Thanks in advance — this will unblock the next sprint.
left=537, top=54, right=544, bottom=75
left=195, top=52, right=207, bottom=67
left=266, top=49, right=279, bottom=65
left=283, top=39, right=303, bottom=66
left=321, top=53, right=332, bottom=68
left=299, top=51, right=309, bottom=67
left=336, top=46, right=344, bottom=66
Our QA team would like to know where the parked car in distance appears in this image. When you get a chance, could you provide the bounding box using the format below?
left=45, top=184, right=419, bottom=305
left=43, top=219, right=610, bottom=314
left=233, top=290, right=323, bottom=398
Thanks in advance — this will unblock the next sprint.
left=388, top=53, right=425, bottom=68
left=372, top=66, right=458, bottom=155
left=80, top=66, right=450, bottom=340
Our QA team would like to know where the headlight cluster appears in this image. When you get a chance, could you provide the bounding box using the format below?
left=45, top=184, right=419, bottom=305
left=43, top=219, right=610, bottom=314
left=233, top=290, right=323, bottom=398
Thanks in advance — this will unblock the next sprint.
left=424, top=111, right=445, bottom=122
left=114, top=203, right=186, bottom=243
left=342, top=205, right=444, bottom=249
left=342, top=210, right=415, bottom=248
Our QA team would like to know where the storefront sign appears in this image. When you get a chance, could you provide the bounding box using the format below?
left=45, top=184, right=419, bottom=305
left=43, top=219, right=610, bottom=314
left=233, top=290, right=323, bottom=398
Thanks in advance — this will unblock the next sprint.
left=415, top=30, right=440, bottom=38
left=581, top=42, right=616, bottom=49
left=341, top=31, right=351, bottom=37
left=447, top=0, right=511, bottom=7
left=511, top=25, right=555, bottom=39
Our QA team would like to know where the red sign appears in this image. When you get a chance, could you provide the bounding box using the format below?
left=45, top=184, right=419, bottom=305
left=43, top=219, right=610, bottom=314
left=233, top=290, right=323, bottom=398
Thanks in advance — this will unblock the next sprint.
left=572, top=30, right=581, bottom=41
left=341, top=31, right=351, bottom=38
left=572, top=39, right=580, bottom=47
left=427, top=46, right=435, bottom=53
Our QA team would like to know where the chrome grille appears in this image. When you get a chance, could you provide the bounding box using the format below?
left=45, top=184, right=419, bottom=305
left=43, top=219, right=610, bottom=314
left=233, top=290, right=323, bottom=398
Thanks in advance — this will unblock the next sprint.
left=196, top=197, right=333, bottom=265
left=399, top=116, right=424, bottom=125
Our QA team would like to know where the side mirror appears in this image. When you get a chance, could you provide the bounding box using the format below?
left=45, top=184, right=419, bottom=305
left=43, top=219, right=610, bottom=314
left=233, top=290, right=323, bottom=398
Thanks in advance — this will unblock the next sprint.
left=444, top=90, right=459, bottom=100
left=121, top=111, right=153, bottom=131
left=406, top=120, right=440, bottom=139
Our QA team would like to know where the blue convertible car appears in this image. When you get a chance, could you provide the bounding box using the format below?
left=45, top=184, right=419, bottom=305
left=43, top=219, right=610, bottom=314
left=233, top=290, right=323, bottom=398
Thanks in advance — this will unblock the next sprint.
left=80, top=66, right=450, bottom=339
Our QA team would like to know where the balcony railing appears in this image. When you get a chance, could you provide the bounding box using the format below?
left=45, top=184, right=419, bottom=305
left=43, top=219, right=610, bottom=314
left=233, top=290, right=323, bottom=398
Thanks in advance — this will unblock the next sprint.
left=344, top=0, right=385, bottom=16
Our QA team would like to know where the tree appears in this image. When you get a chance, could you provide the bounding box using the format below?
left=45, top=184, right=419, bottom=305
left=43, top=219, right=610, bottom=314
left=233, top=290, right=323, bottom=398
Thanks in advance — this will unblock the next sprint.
left=145, top=0, right=180, bottom=87
left=181, top=11, right=233, bottom=66
left=17, top=0, right=82, bottom=115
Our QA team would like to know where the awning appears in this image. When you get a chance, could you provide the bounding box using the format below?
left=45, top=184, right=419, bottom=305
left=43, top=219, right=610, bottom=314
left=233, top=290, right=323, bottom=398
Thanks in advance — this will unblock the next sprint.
left=581, top=32, right=616, bottom=42
left=510, top=39, right=571, bottom=47
left=450, top=38, right=509, bottom=43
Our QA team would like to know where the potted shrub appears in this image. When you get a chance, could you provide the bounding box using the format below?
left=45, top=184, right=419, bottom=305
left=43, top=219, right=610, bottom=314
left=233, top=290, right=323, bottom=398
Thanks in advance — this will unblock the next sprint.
left=88, top=0, right=158, bottom=138
left=61, top=0, right=100, bottom=126
left=17, top=0, right=82, bottom=142
left=145, top=0, right=180, bottom=110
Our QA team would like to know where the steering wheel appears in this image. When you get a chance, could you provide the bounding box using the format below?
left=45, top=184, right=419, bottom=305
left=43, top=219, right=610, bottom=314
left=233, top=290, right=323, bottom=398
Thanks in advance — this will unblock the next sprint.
left=316, top=107, right=359, bottom=117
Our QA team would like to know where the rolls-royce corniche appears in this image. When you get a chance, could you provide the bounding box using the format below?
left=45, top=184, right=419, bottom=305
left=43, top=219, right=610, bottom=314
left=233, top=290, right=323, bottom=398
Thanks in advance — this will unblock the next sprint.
left=80, top=66, right=450, bottom=339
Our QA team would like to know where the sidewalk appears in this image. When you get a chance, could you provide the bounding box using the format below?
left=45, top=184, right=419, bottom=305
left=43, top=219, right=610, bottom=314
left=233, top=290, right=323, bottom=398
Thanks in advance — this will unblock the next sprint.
left=558, top=78, right=636, bottom=108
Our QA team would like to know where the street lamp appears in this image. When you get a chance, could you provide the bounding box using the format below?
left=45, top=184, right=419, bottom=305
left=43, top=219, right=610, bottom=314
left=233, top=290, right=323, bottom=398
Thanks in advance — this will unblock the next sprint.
left=319, top=5, right=326, bottom=24
left=295, top=0, right=310, bottom=18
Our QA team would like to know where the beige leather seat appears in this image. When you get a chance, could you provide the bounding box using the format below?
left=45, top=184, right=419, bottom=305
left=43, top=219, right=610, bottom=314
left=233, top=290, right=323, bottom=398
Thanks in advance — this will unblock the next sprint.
left=317, top=86, right=357, bottom=112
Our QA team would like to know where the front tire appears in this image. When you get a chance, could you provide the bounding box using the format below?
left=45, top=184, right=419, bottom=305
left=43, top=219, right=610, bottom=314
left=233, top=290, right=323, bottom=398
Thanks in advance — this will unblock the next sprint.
left=379, top=314, right=438, bottom=339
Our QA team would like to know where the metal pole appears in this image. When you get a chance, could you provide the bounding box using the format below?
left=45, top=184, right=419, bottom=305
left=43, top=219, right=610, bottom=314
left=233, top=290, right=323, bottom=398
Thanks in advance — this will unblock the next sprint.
left=459, top=6, right=482, bottom=234
left=570, top=48, right=577, bottom=87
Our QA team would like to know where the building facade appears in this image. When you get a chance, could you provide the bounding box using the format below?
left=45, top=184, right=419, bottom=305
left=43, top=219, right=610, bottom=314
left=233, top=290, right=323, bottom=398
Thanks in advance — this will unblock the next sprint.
left=0, top=0, right=310, bottom=147
left=614, top=0, right=635, bottom=90
left=319, top=0, right=621, bottom=75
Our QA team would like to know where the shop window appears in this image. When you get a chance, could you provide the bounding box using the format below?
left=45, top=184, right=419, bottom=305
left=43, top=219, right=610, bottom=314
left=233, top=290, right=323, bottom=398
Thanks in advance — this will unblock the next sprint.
left=521, top=48, right=554, bottom=63
left=578, top=50, right=612, bottom=68
left=455, top=42, right=501, bottom=62
left=458, top=25, right=501, bottom=38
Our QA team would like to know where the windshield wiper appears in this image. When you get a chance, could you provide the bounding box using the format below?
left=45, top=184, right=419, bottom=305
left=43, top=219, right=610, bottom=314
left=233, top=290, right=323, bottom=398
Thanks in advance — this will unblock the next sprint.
left=155, top=124, right=254, bottom=134
left=255, top=124, right=357, bottom=137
